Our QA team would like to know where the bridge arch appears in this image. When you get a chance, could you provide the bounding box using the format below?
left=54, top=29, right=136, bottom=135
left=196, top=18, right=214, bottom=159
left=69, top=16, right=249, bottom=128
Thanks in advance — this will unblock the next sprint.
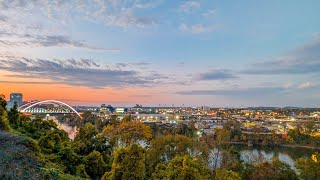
left=19, top=100, right=82, bottom=118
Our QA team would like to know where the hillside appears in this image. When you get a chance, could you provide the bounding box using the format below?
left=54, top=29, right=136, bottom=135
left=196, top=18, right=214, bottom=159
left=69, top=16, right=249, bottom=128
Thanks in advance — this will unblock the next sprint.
left=0, top=131, right=42, bottom=179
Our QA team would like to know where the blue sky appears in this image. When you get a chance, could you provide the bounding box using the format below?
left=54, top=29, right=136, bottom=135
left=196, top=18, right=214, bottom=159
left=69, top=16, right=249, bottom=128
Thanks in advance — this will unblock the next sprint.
left=0, top=0, right=319, bottom=107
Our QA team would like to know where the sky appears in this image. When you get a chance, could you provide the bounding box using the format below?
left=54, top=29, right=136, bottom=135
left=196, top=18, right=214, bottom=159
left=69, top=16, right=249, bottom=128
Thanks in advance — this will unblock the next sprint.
left=0, top=0, right=320, bottom=107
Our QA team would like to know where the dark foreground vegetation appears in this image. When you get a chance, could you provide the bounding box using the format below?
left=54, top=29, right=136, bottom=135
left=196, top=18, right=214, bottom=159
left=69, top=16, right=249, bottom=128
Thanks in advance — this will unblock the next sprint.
left=0, top=95, right=320, bottom=179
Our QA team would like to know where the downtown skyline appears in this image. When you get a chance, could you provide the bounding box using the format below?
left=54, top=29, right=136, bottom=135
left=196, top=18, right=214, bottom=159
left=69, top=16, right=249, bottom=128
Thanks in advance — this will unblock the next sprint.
left=0, top=0, right=320, bottom=107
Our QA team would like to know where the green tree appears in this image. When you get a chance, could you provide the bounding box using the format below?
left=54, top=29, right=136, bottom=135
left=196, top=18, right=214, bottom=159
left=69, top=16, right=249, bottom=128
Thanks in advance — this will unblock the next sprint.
left=146, top=134, right=193, bottom=177
left=176, top=122, right=197, bottom=138
left=0, top=106, right=11, bottom=131
left=8, top=102, right=20, bottom=128
left=151, top=163, right=167, bottom=180
left=304, top=122, right=316, bottom=134
left=74, top=123, right=107, bottom=155
left=215, top=169, right=241, bottom=180
left=38, top=130, right=64, bottom=154
left=57, top=146, right=82, bottom=175
left=103, top=144, right=146, bottom=180
left=163, top=155, right=211, bottom=180
left=76, top=164, right=90, bottom=179
left=84, top=150, right=107, bottom=179
left=21, top=117, right=63, bottom=140
left=81, top=111, right=97, bottom=125
left=295, top=152, right=320, bottom=180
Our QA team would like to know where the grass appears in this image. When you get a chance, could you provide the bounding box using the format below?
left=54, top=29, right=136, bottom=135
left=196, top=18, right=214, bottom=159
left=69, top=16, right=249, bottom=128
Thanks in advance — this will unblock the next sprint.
left=0, top=130, right=41, bottom=179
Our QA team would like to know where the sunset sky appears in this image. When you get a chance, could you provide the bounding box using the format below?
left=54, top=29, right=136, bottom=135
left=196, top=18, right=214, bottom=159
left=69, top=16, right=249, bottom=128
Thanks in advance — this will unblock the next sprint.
left=0, top=0, right=320, bottom=107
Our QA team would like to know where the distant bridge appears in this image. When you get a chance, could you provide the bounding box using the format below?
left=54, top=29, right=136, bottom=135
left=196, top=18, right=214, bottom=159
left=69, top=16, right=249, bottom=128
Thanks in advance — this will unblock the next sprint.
left=18, top=100, right=81, bottom=118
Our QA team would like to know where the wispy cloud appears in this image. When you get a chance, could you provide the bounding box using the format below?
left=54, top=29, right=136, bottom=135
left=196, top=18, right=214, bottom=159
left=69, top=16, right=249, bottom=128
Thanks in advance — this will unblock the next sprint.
left=180, top=23, right=218, bottom=34
left=179, top=1, right=201, bottom=13
left=0, top=57, right=166, bottom=89
left=0, top=0, right=161, bottom=51
left=0, top=31, right=120, bottom=51
left=0, top=80, right=58, bottom=85
left=176, top=87, right=287, bottom=96
left=0, top=0, right=158, bottom=28
left=202, top=9, right=216, bottom=17
left=197, top=69, right=237, bottom=80
left=298, top=82, right=316, bottom=89
left=243, top=34, right=320, bottom=75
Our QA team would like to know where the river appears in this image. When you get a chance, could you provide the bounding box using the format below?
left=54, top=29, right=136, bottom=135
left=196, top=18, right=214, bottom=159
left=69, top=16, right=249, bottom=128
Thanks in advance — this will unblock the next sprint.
left=212, top=145, right=318, bottom=171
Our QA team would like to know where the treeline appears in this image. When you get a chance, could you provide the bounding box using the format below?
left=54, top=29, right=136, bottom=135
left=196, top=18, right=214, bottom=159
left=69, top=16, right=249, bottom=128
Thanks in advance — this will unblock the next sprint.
left=1, top=96, right=320, bottom=179
left=221, top=120, right=320, bottom=147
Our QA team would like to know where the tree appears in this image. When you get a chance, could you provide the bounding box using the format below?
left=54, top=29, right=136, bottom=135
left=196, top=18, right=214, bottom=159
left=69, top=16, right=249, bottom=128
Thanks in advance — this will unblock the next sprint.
left=149, top=134, right=192, bottom=162
left=176, top=122, right=197, bottom=138
left=76, top=164, right=90, bottom=179
left=220, top=148, right=242, bottom=173
left=57, top=146, right=82, bottom=175
left=0, top=106, right=11, bottom=131
left=250, top=158, right=298, bottom=180
left=159, top=155, right=211, bottom=180
left=8, top=102, right=20, bottom=128
left=103, top=121, right=152, bottom=147
left=146, top=134, right=193, bottom=177
left=84, top=150, right=107, bottom=179
left=38, top=130, right=64, bottom=154
left=103, top=144, right=146, bottom=180
left=151, top=163, right=167, bottom=180
left=214, top=128, right=231, bottom=146
left=304, top=121, right=316, bottom=135
left=197, top=134, right=216, bottom=166
left=81, top=111, right=97, bottom=125
left=296, top=152, right=320, bottom=180
left=212, top=128, right=231, bottom=172
left=0, top=94, right=7, bottom=110
left=215, top=169, right=241, bottom=180
left=21, top=117, right=63, bottom=140
left=122, top=115, right=133, bottom=122
left=74, top=123, right=108, bottom=155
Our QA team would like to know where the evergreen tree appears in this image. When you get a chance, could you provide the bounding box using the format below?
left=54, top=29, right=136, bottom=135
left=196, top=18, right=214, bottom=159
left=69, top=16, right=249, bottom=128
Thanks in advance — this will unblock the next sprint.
left=8, top=102, right=20, bottom=128
left=84, top=150, right=107, bottom=179
left=0, top=106, right=11, bottom=131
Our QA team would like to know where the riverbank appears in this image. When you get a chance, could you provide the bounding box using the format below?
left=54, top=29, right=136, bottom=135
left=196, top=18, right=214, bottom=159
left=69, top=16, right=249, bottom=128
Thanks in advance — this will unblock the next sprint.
left=230, top=141, right=320, bottom=150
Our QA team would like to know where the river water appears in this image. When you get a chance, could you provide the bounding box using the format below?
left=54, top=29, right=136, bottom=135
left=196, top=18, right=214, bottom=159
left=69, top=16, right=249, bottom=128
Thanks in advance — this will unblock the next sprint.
left=232, top=145, right=317, bottom=170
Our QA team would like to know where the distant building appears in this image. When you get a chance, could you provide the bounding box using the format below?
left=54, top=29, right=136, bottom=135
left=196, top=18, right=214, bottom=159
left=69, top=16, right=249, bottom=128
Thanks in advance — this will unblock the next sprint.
left=7, top=93, right=23, bottom=109
left=115, top=107, right=125, bottom=114
left=99, top=104, right=114, bottom=113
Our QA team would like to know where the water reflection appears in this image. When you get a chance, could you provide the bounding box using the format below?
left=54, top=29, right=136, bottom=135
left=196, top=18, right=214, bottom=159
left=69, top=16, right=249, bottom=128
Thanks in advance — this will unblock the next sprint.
left=231, top=145, right=316, bottom=170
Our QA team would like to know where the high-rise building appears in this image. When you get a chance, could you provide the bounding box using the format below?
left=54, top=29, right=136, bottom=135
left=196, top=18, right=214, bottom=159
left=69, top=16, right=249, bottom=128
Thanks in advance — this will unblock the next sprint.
left=7, top=93, right=23, bottom=109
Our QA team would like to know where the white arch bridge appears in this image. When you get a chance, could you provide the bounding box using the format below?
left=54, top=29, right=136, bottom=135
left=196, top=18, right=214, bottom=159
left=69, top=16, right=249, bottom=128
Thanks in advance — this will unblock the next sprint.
left=18, top=100, right=81, bottom=118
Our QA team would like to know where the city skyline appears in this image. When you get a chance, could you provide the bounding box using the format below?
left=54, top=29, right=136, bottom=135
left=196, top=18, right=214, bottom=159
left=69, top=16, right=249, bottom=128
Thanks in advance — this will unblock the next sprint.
left=0, top=0, right=320, bottom=107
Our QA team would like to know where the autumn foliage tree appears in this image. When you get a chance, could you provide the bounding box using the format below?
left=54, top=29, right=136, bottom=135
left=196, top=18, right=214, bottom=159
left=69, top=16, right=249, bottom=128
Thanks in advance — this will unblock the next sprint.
left=103, top=121, right=152, bottom=147
left=295, top=152, right=320, bottom=180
